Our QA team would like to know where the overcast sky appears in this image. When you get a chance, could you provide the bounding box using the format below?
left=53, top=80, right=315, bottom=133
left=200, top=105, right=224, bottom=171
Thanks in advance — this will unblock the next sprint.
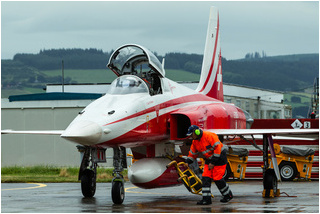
left=1, top=1, right=319, bottom=60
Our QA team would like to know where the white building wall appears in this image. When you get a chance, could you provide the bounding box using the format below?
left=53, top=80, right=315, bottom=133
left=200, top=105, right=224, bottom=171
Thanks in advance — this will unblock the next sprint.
left=223, top=84, right=283, bottom=102
left=1, top=99, right=114, bottom=167
left=46, top=84, right=110, bottom=94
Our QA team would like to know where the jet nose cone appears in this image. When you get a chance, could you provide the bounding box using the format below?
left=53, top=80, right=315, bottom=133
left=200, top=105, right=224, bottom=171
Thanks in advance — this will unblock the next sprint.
left=61, top=120, right=102, bottom=145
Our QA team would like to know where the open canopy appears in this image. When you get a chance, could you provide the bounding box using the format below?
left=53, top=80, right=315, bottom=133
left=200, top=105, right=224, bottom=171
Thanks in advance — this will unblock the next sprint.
left=107, top=44, right=165, bottom=78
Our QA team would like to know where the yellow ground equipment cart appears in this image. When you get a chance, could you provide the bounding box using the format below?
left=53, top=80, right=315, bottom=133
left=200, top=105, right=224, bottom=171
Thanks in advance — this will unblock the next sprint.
left=167, top=160, right=214, bottom=198
left=269, top=144, right=315, bottom=181
left=225, top=147, right=249, bottom=180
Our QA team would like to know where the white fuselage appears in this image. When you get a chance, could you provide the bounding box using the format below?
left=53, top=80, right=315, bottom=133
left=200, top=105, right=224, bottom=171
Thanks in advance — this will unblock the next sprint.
left=61, top=75, right=206, bottom=147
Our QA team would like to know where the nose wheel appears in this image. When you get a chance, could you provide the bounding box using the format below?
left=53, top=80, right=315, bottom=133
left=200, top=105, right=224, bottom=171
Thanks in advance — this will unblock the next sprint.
left=81, top=169, right=96, bottom=197
left=77, top=146, right=97, bottom=198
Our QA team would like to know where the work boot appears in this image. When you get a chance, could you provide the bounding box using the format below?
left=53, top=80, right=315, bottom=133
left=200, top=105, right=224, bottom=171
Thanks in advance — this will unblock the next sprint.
left=197, top=198, right=212, bottom=205
left=220, top=192, right=233, bottom=203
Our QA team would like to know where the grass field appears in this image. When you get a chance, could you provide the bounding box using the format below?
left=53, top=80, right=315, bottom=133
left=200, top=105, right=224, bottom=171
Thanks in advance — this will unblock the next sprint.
left=1, top=166, right=128, bottom=183
left=42, top=69, right=117, bottom=84
left=1, top=87, right=44, bottom=98
left=41, top=69, right=200, bottom=84
left=284, top=92, right=312, bottom=108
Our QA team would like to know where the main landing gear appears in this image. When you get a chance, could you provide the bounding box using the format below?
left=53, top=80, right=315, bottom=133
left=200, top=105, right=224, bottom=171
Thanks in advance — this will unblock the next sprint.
left=239, top=134, right=280, bottom=198
left=262, top=134, right=280, bottom=198
left=112, top=146, right=127, bottom=204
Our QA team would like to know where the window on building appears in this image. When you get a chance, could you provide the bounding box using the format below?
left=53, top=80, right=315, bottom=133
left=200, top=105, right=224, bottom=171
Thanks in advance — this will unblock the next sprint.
left=225, top=98, right=232, bottom=103
left=267, top=110, right=280, bottom=119
left=245, top=101, right=250, bottom=111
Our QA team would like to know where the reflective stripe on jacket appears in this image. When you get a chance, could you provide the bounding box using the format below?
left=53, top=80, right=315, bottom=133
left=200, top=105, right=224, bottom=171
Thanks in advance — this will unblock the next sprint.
left=187, top=131, right=227, bottom=166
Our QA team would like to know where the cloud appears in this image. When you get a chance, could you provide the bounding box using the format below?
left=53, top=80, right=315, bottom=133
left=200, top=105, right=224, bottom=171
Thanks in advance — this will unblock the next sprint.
left=1, top=1, right=319, bottom=60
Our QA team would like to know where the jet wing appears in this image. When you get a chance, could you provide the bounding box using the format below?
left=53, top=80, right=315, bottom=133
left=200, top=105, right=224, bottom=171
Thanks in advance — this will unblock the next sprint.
left=1, top=130, right=64, bottom=135
left=207, top=129, right=319, bottom=139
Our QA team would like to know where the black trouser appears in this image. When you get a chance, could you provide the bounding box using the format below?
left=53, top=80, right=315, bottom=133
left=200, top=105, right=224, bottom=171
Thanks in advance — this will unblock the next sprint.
left=215, top=178, right=232, bottom=197
left=201, top=176, right=212, bottom=201
left=202, top=176, right=232, bottom=199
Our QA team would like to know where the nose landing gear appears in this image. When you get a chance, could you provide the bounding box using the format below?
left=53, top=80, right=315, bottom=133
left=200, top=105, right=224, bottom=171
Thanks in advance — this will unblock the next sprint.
left=77, top=146, right=107, bottom=198
left=77, top=146, right=98, bottom=198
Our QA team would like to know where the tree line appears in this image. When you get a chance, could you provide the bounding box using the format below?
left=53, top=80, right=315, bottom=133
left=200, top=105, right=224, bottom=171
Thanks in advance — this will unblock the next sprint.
left=2, top=48, right=319, bottom=92
left=11, top=48, right=204, bottom=73
left=13, top=48, right=112, bottom=70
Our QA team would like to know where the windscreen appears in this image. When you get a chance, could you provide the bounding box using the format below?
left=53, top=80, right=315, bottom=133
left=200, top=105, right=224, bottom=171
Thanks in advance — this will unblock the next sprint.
left=108, top=76, right=149, bottom=95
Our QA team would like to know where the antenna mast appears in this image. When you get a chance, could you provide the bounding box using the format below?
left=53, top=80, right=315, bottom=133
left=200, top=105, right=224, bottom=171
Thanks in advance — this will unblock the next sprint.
left=62, top=60, right=64, bottom=93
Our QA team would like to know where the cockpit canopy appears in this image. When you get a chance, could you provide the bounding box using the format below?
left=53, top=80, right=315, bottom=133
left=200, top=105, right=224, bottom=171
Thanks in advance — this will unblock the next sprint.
left=107, top=44, right=165, bottom=78
left=108, top=75, right=149, bottom=95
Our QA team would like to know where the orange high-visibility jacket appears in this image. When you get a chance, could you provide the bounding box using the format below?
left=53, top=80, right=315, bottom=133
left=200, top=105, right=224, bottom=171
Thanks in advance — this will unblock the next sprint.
left=187, top=131, right=227, bottom=166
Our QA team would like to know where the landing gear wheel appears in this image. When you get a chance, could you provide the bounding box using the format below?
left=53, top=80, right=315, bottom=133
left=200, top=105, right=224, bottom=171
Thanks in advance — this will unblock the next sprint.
left=263, top=169, right=278, bottom=198
left=81, top=169, right=96, bottom=197
left=112, top=180, right=125, bottom=204
left=279, top=161, right=297, bottom=181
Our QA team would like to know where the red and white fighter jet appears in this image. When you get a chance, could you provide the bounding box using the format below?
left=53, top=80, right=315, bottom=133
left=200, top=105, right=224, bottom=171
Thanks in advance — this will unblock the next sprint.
left=2, top=7, right=318, bottom=204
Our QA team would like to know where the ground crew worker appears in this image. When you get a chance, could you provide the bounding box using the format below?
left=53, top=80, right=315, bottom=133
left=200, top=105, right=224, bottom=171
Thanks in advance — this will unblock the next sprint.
left=185, top=125, right=233, bottom=205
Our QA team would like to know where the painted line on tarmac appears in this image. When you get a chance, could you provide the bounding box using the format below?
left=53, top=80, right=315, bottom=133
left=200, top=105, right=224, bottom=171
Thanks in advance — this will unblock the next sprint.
left=2, top=183, right=47, bottom=191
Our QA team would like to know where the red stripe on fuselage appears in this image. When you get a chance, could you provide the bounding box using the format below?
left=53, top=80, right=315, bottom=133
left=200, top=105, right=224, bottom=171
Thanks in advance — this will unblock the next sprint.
left=103, top=93, right=220, bottom=127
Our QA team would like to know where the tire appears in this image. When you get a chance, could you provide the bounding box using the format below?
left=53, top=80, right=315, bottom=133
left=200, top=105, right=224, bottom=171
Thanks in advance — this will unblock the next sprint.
left=223, top=163, right=232, bottom=181
left=279, top=161, right=298, bottom=181
left=112, top=181, right=125, bottom=204
left=263, top=169, right=278, bottom=198
left=81, top=169, right=96, bottom=198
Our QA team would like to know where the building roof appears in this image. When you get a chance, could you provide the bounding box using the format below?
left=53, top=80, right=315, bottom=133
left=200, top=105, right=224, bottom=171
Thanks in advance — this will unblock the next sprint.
left=8, top=92, right=103, bottom=102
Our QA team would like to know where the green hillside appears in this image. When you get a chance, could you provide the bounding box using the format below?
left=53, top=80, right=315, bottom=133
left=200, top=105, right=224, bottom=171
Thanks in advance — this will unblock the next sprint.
left=1, top=49, right=318, bottom=118
left=3, top=49, right=318, bottom=93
